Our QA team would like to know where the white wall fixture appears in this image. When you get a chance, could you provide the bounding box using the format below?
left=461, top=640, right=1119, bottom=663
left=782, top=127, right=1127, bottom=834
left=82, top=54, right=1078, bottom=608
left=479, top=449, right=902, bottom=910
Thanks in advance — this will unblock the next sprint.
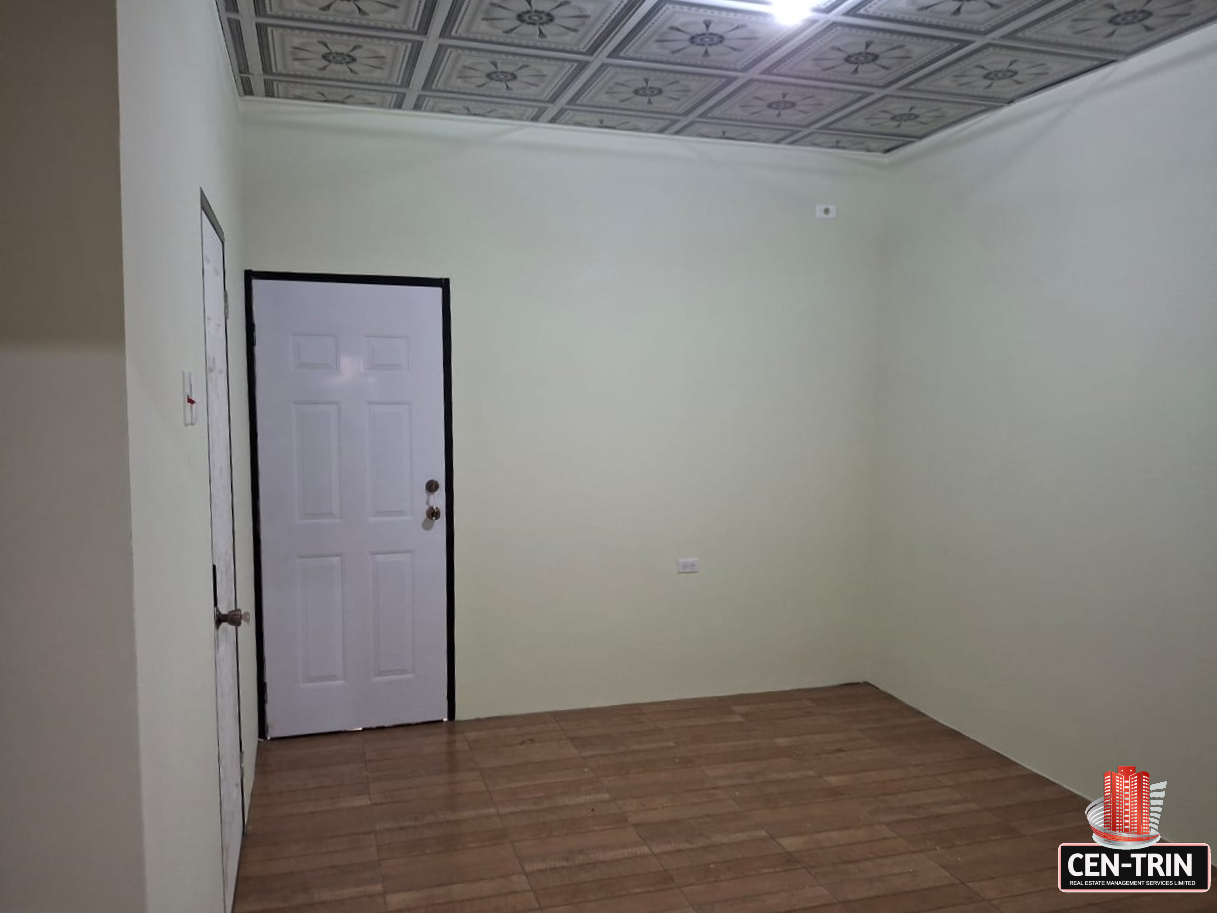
left=182, top=370, right=198, bottom=426
left=677, top=558, right=700, bottom=573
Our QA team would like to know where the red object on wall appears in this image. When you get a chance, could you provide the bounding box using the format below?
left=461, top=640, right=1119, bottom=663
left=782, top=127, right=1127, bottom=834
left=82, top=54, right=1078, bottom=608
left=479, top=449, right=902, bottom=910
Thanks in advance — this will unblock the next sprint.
left=1104, top=766, right=1152, bottom=835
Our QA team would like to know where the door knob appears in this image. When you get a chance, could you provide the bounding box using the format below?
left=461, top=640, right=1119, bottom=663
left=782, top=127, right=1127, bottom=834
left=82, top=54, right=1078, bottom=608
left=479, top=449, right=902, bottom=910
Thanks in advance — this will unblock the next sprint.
left=424, top=479, right=441, bottom=521
left=216, top=609, right=250, bottom=628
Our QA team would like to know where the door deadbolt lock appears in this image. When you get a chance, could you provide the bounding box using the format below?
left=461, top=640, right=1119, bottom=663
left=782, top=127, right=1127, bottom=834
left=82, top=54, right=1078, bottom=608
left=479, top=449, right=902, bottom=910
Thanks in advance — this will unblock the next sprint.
left=425, top=479, right=441, bottom=521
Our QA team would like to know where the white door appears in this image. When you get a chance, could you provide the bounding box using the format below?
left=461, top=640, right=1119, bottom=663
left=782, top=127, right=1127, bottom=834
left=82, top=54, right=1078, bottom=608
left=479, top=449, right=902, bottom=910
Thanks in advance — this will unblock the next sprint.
left=202, top=207, right=243, bottom=913
left=252, top=277, right=450, bottom=738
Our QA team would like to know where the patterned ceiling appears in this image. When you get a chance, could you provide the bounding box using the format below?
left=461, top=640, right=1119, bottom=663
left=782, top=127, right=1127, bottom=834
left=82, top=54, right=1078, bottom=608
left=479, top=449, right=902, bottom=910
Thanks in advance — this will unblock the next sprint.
left=217, top=0, right=1217, bottom=153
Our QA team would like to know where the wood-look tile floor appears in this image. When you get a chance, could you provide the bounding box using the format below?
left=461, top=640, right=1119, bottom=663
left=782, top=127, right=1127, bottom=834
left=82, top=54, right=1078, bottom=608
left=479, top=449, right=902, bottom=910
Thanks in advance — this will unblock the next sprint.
left=236, top=684, right=1215, bottom=913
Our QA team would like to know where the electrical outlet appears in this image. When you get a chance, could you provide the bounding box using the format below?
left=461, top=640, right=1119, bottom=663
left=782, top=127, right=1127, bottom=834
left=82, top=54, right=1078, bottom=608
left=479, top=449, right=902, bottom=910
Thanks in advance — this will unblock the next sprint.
left=816, top=204, right=837, bottom=219
left=677, top=558, right=699, bottom=574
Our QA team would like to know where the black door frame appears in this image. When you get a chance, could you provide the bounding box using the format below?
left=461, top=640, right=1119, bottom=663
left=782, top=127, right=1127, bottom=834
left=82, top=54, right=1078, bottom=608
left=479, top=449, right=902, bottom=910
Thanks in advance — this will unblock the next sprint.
left=245, top=270, right=456, bottom=737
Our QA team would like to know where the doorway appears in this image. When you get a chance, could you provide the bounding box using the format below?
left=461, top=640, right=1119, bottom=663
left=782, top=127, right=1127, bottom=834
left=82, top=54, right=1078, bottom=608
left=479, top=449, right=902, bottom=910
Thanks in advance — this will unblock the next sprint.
left=202, top=195, right=244, bottom=913
left=247, top=273, right=454, bottom=738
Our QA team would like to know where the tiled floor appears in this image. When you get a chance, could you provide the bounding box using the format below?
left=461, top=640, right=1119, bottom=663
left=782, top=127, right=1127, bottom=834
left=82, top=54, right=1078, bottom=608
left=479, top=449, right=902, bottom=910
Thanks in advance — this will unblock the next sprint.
left=236, top=684, right=1214, bottom=913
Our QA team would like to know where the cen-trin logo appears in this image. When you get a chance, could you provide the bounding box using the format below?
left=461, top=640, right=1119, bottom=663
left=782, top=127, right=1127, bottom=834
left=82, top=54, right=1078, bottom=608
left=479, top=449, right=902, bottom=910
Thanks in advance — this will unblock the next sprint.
left=1058, top=845, right=1210, bottom=892
left=1058, top=764, right=1210, bottom=893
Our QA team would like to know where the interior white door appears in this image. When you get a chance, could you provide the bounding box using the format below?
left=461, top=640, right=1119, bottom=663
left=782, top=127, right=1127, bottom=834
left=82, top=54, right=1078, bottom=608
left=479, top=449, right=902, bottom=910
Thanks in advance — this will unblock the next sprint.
left=252, top=277, right=449, bottom=738
left=203, top=208, right=243, bottom=913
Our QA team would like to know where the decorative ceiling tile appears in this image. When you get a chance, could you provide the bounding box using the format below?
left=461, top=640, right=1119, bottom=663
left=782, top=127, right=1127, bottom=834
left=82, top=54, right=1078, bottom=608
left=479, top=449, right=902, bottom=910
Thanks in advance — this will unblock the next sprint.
left=256, top=0, right=436, bottom=33
left=906, top=44, right=1110, bottom=99
left=225, top=0, right=1217, bottom=153
left=221, top=16, right=250, bottom=76
left=260, top=26, right=420, bottom=84
left=442, top=0, right=638, bottom=53
left=824, top=94, right=990, bottom=136
left=269, top=79, right=405, bottom=106
left=610, top=2, right=800, bottom=71
left=675, top=122, right=798, bottom=142
left=1010, top=0, right=1217, bottom=54
left=848, top=0, right=1052, bottom=35
left=766, top=24, right=964, bottom=87
left=553, top=109, right=679, bottom=130
left=424, top=46, right=585, bottom=100
left=571, top=64, right=730, bottom=113
left=415, top=94, right=548, bottom=118
left=792, top=130, right=912, bottom=151
left=703, top=79, right=867, bottom=127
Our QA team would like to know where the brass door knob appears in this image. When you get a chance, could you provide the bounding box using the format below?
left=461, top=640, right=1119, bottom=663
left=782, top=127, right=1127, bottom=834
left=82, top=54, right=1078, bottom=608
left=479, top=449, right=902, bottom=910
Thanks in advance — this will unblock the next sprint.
left=216, top=609, right=250, bottom=628
left=426, top=505, right=442, bottom=521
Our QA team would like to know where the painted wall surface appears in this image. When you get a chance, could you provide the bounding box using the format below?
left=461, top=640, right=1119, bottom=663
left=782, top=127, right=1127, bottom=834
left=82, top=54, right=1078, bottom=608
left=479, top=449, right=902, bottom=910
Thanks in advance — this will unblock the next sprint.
left=875, top=26, right=1217, bottom=846
left=117, top=0, right=254, bottom=910
left=241, top=110, right=886, bottom=718
left=0, top=3, right=147, bottom=912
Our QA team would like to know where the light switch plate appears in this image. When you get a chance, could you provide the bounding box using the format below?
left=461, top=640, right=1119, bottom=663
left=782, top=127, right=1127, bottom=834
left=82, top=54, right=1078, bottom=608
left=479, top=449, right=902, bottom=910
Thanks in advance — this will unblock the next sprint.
left=183, top=370, right=198, bottom=427
left=677, top=558, right=699, bottom=574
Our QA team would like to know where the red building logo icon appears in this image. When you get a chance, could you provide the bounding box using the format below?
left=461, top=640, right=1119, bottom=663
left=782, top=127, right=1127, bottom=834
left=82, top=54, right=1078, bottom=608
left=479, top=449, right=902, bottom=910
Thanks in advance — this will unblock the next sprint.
left=1104, top=766, right=1151, bottom=835
left=1086, top=765, right=1166, bottom=849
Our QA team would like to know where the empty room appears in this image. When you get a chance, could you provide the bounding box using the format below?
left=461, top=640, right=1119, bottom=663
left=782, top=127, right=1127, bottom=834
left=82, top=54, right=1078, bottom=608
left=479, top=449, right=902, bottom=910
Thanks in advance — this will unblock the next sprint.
left=2, top=0, right=1215, bottom=912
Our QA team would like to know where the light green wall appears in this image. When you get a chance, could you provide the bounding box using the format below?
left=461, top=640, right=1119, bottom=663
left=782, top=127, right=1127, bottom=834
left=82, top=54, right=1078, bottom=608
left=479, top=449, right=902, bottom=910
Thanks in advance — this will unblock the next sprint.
left=117, top=0, right=254, bottom=910
left=874, top=25, right=1217, bottom=846
left=240, top=110, right=889, bottom=718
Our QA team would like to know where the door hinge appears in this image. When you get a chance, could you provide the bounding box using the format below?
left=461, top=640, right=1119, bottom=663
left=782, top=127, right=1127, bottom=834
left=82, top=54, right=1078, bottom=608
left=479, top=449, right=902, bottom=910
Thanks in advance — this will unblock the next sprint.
left=224, top=289, right=230, bottom=321
left=212, top=563, right=219, bottom=609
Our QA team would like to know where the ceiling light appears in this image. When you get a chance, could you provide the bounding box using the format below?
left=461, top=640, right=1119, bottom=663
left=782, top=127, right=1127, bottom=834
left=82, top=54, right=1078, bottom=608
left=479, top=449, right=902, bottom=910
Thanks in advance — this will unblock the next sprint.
left=770, top=0, right=812, bottom=25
